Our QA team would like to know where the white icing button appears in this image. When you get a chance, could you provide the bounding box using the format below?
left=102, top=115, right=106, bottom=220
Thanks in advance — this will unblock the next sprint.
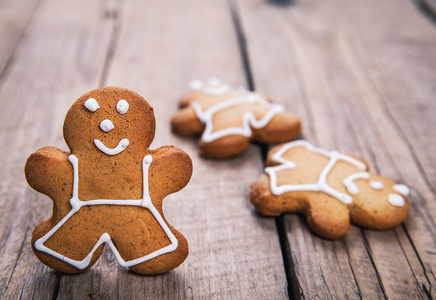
left=189, top=80, right=204, bottom=90
left=116, top=100, right=129, bottom=114
left=100, top=119, right=114, bottom=132
left=393, top=184, right=410, bottom=196
left=84, top=98, right=99, bottom=112
left=388, top=194, right=405, bottom=207
left=369, top=181, right=383, bottom=190
left=208, top=77, right=221, bottom=86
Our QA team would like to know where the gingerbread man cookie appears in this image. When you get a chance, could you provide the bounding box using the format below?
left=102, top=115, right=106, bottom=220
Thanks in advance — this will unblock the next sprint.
left=25, top=87, right=192, bottom=274
left=171, top=78, right=301, bottom=158
left=249, top=140, right=410, bottom=239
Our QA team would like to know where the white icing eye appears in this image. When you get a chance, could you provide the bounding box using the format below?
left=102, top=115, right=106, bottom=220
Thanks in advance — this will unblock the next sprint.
left=189, top=80, right=204, bottom=90
left=388, top=194, right=405, bottom=207
left=116, top=100, right=129, bottom=114
left=393, top=184, right=410, bottom=196
left=369, top=181, right=383, bottom=190
left=84, top=98, right=100, bottom=112
left=100, top=119, right=114, bottom=132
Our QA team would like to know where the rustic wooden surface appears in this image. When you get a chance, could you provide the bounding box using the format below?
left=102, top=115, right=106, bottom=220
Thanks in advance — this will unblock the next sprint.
left=0, top=0, right=435, bottom=299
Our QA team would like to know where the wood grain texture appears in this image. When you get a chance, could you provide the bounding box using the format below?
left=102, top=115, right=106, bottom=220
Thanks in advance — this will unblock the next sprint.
left=235, top=0, right=436, bottom=298
left=0, top=0, right=39, bottom=75
left=0, top=0, right=435, bottom=299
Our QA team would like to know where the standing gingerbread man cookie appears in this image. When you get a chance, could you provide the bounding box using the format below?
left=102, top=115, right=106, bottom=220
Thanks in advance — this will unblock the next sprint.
left=171, top=78, right=301, bottom=158
left=25, top=87, right=192, bottom=274
left=250, top=140, right=410, bottom=239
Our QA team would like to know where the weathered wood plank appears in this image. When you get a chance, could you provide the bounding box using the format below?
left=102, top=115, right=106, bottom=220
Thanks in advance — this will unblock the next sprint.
left=0, top=0, right=117, bottom=298
left=52, top=0, right=288, bottom=298
left=0, top=0, right=39, bottom=75
left=235, top=0, right=435, bottom=298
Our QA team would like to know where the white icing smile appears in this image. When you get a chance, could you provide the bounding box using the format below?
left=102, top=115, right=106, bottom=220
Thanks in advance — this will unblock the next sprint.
left=94, top=138, right=129, bottom=155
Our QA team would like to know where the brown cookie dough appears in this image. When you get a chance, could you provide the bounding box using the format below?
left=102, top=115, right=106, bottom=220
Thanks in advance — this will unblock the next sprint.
left=25, top=87, right=192, bottom=274
left=249, top=140, right=410, bottom=239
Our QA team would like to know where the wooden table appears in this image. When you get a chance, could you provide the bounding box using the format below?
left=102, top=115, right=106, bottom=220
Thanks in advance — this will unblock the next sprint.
left=1, top=0, right=435, bottom=299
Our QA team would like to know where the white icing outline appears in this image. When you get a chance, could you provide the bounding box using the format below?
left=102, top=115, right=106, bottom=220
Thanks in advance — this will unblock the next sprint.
left=191, top=94, right=284, bottom=142
left=34, top=154, right=178, bottom=270
left=94, top=138, right=129, bottom=155
left=342, top=172, right=370, bottom=195
left=84, top=98, right=100, bottom=112
left=99, top=119, right=114, bottom=132
left=265, top=140, right=367, bottom=205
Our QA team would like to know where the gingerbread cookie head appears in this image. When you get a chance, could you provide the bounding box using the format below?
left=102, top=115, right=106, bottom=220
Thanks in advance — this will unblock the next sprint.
left=25, top=87, right=192, bottom=274
left=171, top=78, right=301, bottom=158
left=64, top=87, right=155, bottom=157
left=62, top=87, right=157, bottom=201
left=249, top=140, right=410, bottom=239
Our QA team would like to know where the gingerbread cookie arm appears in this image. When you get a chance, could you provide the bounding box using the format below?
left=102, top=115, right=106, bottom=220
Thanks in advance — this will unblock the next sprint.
left=149, top=146, right=193, bottom=202
left=171, top=106, right=204, bottom=137
left=25, top=146, right=73, bottom=218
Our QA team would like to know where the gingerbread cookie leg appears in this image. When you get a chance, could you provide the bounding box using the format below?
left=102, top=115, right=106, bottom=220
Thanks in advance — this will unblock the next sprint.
left=305, top=195, right=350, bottom=239
left=31, top=218, right=104, bottom=274
left=249, top=175, right=350, bottom=239
left=128, top=226, right=188, bottom=275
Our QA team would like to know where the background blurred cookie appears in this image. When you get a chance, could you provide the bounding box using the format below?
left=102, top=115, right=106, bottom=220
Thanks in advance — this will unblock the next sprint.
left=249, top=140, right=410, bottom=239
left=171, top=78, right=301, bottom=158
